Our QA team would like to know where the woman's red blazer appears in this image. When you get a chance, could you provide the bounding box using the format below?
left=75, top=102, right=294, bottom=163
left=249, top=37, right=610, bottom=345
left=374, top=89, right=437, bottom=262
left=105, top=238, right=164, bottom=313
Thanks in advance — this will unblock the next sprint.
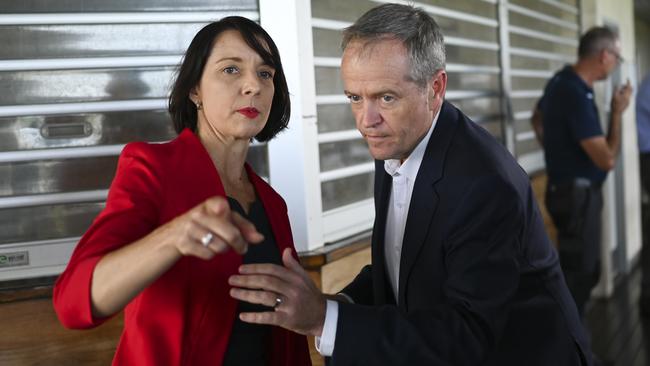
left=53, top=129, right=312, bottom=366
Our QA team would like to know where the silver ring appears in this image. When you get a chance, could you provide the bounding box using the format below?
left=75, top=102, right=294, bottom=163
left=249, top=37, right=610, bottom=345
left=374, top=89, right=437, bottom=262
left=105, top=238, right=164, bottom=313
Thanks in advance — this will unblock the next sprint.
left=273, top=296, right=283, bottom=310
left=200, top=232, right=214, bottom=247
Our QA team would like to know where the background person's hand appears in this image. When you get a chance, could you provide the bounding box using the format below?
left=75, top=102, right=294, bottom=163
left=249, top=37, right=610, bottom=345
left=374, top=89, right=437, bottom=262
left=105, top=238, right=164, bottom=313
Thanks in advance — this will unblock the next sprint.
left=611, top=79, right=633, bottom=114
left=158, top=196, right=263, bottom=259
left=228, top=248, right=327, bottom=336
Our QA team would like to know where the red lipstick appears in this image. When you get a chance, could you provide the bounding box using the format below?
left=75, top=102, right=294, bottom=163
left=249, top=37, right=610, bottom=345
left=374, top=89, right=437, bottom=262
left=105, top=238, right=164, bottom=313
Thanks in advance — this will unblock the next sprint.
left=237, top=107, right=260, bottom=119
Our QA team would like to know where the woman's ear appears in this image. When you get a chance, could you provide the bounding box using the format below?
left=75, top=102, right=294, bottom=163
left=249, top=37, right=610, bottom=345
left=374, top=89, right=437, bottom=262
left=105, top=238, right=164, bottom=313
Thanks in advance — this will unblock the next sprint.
left=189, top=88, right=203, bottom=110
left=189, top=88, right=200, bottom=104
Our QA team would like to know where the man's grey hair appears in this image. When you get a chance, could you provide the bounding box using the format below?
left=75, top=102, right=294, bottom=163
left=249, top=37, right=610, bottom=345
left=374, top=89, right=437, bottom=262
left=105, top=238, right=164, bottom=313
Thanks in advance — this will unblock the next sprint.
left=341, top=3, right=446, bottom=88
left=578, top=26, right=618, bottom=59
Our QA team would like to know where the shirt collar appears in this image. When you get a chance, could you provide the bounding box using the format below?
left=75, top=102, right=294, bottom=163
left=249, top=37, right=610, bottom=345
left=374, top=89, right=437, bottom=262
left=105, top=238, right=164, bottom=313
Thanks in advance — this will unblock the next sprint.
left=561, top=64, right=593, bottom=93
left=384, top=109, right=440, bottom=179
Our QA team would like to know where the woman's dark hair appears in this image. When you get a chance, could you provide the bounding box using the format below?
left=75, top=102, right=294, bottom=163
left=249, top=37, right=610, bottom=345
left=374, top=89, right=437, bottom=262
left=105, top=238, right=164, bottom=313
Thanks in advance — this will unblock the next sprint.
left=168, top=16, right=290, bottom=142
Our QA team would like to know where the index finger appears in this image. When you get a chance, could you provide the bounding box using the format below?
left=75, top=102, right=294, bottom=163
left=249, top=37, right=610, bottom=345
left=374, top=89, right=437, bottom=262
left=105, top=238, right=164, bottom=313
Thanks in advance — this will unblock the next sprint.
left=204, top=217, right=249, bottom=255
left=622, top=79, right=632, bottom=91
left=238, top=262, right=305, bottom=286
left=239, top=262, right=291, bottom=276
left=231, top=212, right=264, bottom=244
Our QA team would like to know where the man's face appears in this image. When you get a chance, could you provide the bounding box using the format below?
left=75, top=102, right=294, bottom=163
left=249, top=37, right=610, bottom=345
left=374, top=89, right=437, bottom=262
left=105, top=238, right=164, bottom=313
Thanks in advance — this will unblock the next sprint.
left=340, top=39, right=445, bottom=161
left=599, top=39, right=622, bottom=80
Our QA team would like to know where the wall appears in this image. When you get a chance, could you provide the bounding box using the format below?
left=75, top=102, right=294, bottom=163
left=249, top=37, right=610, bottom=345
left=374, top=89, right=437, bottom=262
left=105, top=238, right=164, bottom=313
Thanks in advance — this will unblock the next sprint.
left=594, top=0, right=643, bottom=267
left=637, top=17, right=650, bottom=79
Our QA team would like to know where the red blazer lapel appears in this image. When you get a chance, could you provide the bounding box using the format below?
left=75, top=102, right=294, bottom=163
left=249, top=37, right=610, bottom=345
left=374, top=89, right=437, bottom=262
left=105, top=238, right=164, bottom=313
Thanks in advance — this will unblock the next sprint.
left=246, top=164, right=297, bottom=257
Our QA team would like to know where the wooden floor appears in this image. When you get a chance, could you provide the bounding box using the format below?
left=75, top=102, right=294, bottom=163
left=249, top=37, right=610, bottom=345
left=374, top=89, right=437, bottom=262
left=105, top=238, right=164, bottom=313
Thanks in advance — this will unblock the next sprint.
left=586, top=267, right=650, bottom=366
left=2, top=250, right=648, bottom=366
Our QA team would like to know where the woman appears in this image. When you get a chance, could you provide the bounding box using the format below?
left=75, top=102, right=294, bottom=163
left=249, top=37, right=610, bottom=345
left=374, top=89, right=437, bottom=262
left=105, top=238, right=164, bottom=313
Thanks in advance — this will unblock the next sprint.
left=53, top=16, right=311, bottom=366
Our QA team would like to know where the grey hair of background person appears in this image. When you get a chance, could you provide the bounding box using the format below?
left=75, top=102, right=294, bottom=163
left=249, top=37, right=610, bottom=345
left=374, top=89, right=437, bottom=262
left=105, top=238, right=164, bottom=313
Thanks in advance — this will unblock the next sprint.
left=578, top=26, right=619, bottom=59
left=341, top=3, right=446, bottom=88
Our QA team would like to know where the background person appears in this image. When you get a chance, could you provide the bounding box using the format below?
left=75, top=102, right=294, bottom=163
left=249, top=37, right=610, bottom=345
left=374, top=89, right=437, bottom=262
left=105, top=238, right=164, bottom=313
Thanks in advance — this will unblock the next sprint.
left=532, top=27, right=632, bottom=317
left=638, top=74, right=650, bottom=314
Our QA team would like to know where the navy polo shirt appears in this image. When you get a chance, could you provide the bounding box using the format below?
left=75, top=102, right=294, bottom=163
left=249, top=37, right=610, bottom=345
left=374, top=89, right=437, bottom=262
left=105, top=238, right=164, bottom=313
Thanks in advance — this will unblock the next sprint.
left=539, top=65, right=606, bottom=184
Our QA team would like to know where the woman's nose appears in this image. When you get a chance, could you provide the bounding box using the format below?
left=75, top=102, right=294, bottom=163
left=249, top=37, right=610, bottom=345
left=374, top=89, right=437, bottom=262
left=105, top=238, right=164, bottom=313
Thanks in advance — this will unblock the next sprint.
left=242, top=72, right=261, bottom=96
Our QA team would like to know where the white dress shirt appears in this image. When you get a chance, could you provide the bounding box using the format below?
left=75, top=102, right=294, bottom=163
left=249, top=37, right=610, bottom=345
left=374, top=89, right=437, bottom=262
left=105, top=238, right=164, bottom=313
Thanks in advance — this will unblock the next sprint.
left=316, top=112, right=439, bottom=356
left=383, top=116, right=435, bottom=300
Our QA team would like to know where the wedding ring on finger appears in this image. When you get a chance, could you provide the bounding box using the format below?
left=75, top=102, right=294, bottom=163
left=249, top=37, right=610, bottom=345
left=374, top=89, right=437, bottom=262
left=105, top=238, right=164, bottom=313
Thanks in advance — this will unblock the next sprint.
left=273, top=296, right=283, bottom=311
left=200, top=232, right=214, bottom=247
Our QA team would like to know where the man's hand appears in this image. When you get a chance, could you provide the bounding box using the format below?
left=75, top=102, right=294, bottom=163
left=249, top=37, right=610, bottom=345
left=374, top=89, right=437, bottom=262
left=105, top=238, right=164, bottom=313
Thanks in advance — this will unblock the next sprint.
left=611, top=79, right=633, bottom=115
left=228, top=248, right=327, bottom=336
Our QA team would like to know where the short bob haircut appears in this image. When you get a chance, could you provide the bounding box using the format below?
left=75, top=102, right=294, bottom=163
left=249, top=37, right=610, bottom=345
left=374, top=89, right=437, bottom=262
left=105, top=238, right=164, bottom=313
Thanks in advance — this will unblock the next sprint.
left=168, top=16, right=290, bottom=142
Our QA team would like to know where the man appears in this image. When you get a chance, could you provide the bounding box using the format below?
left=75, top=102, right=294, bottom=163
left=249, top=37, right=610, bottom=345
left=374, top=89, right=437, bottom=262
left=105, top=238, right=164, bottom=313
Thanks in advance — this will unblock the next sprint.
left=531, top=27, right=632, bottom=317
left=229, top=4, right=592, bottom=365
left=638, top=74, right=650, bottom=314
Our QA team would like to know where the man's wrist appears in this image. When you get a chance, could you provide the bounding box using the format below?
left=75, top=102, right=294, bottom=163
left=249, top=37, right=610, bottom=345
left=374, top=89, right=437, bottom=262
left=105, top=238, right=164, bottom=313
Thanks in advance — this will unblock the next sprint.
left=311, top=296, right=327, bottom=337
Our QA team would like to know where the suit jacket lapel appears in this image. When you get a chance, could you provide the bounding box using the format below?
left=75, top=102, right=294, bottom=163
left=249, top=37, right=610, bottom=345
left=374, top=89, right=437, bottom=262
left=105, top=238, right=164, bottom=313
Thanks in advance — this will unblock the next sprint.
left=397, top=102, right=458, bottom=306
left=372, top=159, right=394, bottom=304
left=247, top=164, right=296, bottom=256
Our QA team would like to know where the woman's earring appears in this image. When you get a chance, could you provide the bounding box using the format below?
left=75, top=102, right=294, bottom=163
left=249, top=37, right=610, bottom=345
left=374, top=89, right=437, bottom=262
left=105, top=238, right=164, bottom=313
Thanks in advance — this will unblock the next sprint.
left=196, top=101, right=203, bottom=110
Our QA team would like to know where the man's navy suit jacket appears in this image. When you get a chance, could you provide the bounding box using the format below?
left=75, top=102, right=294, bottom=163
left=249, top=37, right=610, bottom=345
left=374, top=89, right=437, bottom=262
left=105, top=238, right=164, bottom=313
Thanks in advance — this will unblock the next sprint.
left=331, top=101, right=592, bottom=366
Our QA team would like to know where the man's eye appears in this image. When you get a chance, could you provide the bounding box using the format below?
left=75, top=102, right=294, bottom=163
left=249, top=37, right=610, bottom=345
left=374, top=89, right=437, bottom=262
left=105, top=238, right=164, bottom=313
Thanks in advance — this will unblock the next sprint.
left=382, top=95, right=395, bottom=103
left=223, top=66, right=239, bottom=74
left=347, top=95, right=361, bottom=103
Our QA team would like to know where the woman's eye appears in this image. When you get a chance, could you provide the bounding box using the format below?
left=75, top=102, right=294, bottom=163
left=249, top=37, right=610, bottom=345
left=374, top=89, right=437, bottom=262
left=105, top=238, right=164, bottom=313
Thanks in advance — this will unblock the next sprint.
left=259, top=70, right=274, bottom=79
left=223, top=66, right=239, bottom=74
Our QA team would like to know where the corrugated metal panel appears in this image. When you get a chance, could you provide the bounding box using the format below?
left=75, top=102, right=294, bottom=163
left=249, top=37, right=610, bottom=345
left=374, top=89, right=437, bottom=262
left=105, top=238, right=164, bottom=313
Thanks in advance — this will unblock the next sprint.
left=506, top=0, right=580, bottom=173
left=0, top=0, right=257, bottom=13
left=311, top=0, right=502, bottom=213
left=0, top=1, right=261, bottom=280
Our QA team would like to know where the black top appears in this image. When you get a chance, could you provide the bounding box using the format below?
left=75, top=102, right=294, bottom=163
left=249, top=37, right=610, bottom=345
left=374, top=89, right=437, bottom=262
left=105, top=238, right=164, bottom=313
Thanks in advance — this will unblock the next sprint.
left=539, top=65, right=606, bottom=184
left=222, top=197, right=282, bottom=366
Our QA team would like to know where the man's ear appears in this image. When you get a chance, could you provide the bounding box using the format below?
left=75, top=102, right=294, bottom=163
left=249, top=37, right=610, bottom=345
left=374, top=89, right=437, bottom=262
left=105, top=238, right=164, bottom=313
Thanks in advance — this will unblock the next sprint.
left=433, top=71, right=447, bottom=95
left=429, top=70, right=447, bottom=108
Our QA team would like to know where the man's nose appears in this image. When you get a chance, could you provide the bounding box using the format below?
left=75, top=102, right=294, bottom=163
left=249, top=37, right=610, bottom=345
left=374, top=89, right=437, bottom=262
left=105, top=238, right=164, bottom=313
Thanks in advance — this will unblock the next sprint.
left=360, top=101, right=381, bottom=128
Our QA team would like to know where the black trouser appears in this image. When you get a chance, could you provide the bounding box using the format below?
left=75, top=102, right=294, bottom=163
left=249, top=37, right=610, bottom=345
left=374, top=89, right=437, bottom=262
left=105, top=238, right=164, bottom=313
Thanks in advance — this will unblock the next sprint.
left=640, top=153, right=650, bottom=299
left=546, top=179, right=603, bottom=317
